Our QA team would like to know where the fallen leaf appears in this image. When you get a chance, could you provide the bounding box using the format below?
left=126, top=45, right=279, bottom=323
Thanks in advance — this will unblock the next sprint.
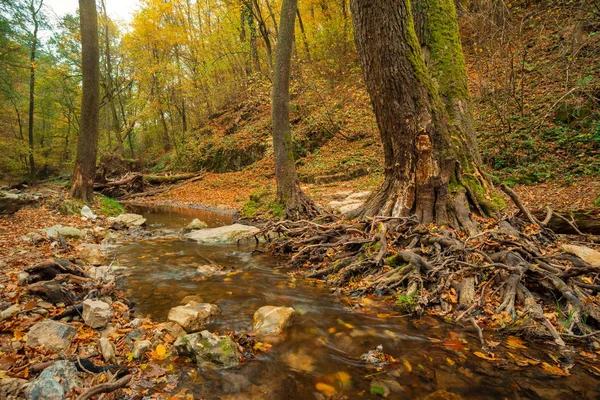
left=506, top=336, right=527, bottom=349
left=316, top=382, right=336, bottom=397
left=473, top=351, right=499, bottom=361
left=541, top=362, right=570, bottom=376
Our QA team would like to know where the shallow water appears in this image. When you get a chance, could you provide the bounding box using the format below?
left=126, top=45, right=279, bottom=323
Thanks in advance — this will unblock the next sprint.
left=115, top=205, right=600, bottom=399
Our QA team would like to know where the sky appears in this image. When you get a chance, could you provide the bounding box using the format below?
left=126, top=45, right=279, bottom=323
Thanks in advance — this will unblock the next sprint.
left=44, top=0, right=140, bottom=23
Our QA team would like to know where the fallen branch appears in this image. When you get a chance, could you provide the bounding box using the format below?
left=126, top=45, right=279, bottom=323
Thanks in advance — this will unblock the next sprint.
left=76, top=374, right=132, bottom=400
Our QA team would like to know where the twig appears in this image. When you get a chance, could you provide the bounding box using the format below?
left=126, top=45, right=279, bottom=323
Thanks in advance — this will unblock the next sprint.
left=76, top=374, right=132, bottom=400
left=470, top=317, right=485, bottom=346
left=564, top=330, right=600, bottom=339
left=500, top=184, right=540, bottom=226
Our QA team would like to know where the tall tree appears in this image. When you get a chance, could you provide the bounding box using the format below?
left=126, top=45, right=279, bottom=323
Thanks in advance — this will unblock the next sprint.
left=70, top=0, right=100, bottom=202
left=272, top=0, right=318, bottom=218
left=349, top=0, right=494, bottom=233
left=26, top=0, right=44, bottom=180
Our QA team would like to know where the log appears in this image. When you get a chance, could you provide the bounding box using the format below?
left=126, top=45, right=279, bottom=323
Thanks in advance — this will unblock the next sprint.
left=142, top=173, right=198, bottom=184
left=24, top=260, right=87, bottom=284
left=533, top=210, right=600, bottom=235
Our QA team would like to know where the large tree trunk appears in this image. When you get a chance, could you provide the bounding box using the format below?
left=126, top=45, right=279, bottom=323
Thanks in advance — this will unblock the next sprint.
left=272, top=0, right=318, bottom=219
left=70, top=0, right=100, bottom=203
left=350, top=0, right=494, bottom=233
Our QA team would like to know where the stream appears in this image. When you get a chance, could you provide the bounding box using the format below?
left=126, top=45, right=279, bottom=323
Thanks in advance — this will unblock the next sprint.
left=113, top=204, right=600, bottom=399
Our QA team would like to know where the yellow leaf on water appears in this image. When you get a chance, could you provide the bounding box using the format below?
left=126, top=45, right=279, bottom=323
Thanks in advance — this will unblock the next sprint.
left=334, top=371, right=352, bottom=388
left=446, top=358, right=455, bottom=366
left=403, top=359, right=412, bottom=373
left=316, top=383, right=336, bottom=397
left=473, top=352, right=499, bottom=361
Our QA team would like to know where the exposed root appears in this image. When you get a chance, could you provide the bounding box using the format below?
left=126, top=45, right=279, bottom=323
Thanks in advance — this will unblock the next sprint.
left=255, top=209, right=600, bottom=345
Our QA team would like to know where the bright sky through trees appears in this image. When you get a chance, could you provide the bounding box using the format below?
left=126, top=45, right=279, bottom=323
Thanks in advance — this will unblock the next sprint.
left=45, top=0, right=139, bottom=22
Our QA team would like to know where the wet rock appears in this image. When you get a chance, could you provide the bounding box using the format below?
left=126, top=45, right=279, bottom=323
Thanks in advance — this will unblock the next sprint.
left=113, top=213, right=146, bottom=228
left=25, top=360, right=81, bottom=400
left=99, top=338, right=117, bottom=363
left=132, top=339, right=152, bottom=359
left=26, top=320, right=76, bottom=353
left=252, top=306, right=295, bottom=337
left=157, top=321, right=187, bottom=338
left=184, top=224, right=259, bottom=244
left=180, top=295, right=203, bottom=304
left=0, top=190, right=33, bottom=215
left=184, top=218, right=209, bottom=232
left=46, top=225, right=86, bottom=240
left=77, top=244, right=107, bottom=266
left=0, top=377, right=28, bottom=399
left=22, top=231, right=44, bottom=244
left=196, top=264, right=230, bottom=277
left=281, top=350, right=315, bottom=373
left=59, top=200, right=81, bottom=215
left=80, top=205, right=97, bottom=220
left=222, top=372, right=252, bottom=393
left=0, top=304, right=20, bottom=321
left=174, top=330, right=242, bottom=369
left=82, top=299, right=112, bottom=329
left=168, top=301, right=221, bottom=332
left=360, top=345, right=387, bottom=365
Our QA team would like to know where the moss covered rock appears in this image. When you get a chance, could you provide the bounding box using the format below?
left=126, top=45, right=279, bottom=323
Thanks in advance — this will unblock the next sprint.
left=174, top=330, right=242, bottom=369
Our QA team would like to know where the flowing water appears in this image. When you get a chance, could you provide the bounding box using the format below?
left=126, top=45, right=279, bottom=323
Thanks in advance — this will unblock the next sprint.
left=115, top=204, right=600, bottom=399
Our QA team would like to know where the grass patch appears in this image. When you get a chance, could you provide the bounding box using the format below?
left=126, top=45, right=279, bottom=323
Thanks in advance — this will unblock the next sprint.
left=241, top=188, right=285, bottom=219
left=98, top=195, right=125, bottom=217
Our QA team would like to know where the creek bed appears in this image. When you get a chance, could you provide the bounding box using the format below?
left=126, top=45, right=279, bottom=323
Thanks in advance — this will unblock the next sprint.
left=115, top=204, right=600, bottom=399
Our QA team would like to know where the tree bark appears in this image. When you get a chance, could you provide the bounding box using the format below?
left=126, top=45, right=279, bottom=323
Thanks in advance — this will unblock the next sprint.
left=272, top=0, right=318, bottom=219
left=71, top=0, right=100, bottom=203
left=27, top=0, right=43, bottom=181
left=350, top=0, right=494, bottom=232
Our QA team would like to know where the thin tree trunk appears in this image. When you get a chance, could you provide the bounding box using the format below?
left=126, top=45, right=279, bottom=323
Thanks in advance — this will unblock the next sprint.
left=71, top=0, right=100, bottom=203
left=27, top=0, right=42, bottom=181
left=350, top=0, right=494, bottom=233
left=296, top=8, right=311, bottom=61
left=272, top=0, right=318, bottom=218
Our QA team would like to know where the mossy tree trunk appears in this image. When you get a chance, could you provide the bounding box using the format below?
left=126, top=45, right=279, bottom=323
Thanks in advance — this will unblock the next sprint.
left=70, top=0, right=100, bottom=203
left=350, top=0, right=496, bottom=233
left=272, top=0, right=318, bottom=219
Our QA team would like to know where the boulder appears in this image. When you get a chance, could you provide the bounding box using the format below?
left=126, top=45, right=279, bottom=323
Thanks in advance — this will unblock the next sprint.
left=0, top=304, right=20, bottom=321
left=113, top=213, right=146, bottom=228
left=132, top=339, right=152, bottom=359
left=184, top=218, right=209, bottom=232
left=174, top=330, right=242, bottom=369
left=46, top=225, right=86, bottom=240
left=26, top=320, right=76, bottom=353
left=0, top=190, right=33, bottom=215
left=22, top=232, right=44, bottom=244
left=99, top=338, right=117, bottom=363
left=58, top=200, right=81, bottom=216
left=184, top=224, right=259, bottom=244
left=24, top=360, right=81, bottom=400
left=253, top=306, right=295, bottom=337
left=82, top=299, right=113, bottom=329
left=167, top=302, right=221, bottom=332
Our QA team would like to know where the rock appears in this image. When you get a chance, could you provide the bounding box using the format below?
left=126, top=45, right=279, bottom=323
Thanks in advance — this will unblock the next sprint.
left=157, top=321, right=187, bottom=338
left=184, top=224, right=259, bottom=244
left=180, top=295, right=203, bottom=304
left=46, top=225, right=86, bottom=240
left=222, top=373, right=252, bottom=393
left=561, top=244, right=600, bottom=267
left=0, top=190, right=33, bottom=214
left=99, top=338, right=117, bottom=363
left=25, top=360, right=81, bottom=400
left=88, top=265, right=115, bottom=283
left=26, top=320, right=76, bottom=353
left=174, top=330, right=242, bottom=369
left=80, top=205, right=97, bottom=220
left=77, top=244, right=108, bottom=266
left=113, top=213, right=146, bottom=228
left=0, top=304, right=20, bottom=321
left=184, top=218, right=209, bottom=232
left=82, top=300, right=112, bottom=329
left=59, top=200, right=81, bottom=215
left=196, top=264, right=230, bottom=276
left=132, top=339, right=152, bottom=359
left=252, top=306, right=295, bottom=337
left=22, top=232, right=44, bottom=244
left=167, top=302, right=221, bottom=332
left=18, top=272, right=29, bottom=285
left=328, top=191, right=372, bottom=214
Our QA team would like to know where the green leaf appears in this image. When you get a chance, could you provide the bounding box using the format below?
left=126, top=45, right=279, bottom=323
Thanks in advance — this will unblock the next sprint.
left=370, top=386, right=385, bottom=396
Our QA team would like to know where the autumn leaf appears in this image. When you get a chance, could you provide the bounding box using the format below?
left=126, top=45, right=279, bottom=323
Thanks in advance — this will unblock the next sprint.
left=154, top=344, right=168, bottom=360
left=506, top=336, right=527, bottom=349
left=541, top=362, right=570, bottom=376
left=473, top=351, right=499, bottom=361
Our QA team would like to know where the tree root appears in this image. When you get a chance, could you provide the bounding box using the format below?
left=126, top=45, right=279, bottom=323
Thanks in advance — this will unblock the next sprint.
left=255, top=209, right=600, bottom=345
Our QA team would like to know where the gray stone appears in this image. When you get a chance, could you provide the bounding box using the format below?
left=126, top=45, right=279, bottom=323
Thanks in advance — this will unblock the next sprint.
left=82, top=299, right=113, bottom=329
left=184, top=218, right=209, bottom=232
left=26, top=320, right=76, bottom=353
left=25, top=360, right=81, bottom=400
left=99, top=338, right=117, bottom=363
left=174, top=330, right=242, bottom=369
left=22, top=232, right=44, bottom=244
left=132, top=339, right=152, bottom=359
left=80, top=205, right=97, bottom=220
left=184, top=224, right=259, bottom=244
left=46, top=225, right=86, bottom=240
left=18, top=272, right=29, bottom=285
left=114, top=213, right=146, bottom=228
left=253, top=306, right=295, bottom=337
left=0, top=377, right=28, bottom=399
left=157, top=321, right=186, bottom=338
left=59, top=200, right=81, bottom=215
left=0, top=190, right=32, bottom=215
left=167, top=302, right=221, bottom=332
left=0, top=304, right=20, bottom=321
